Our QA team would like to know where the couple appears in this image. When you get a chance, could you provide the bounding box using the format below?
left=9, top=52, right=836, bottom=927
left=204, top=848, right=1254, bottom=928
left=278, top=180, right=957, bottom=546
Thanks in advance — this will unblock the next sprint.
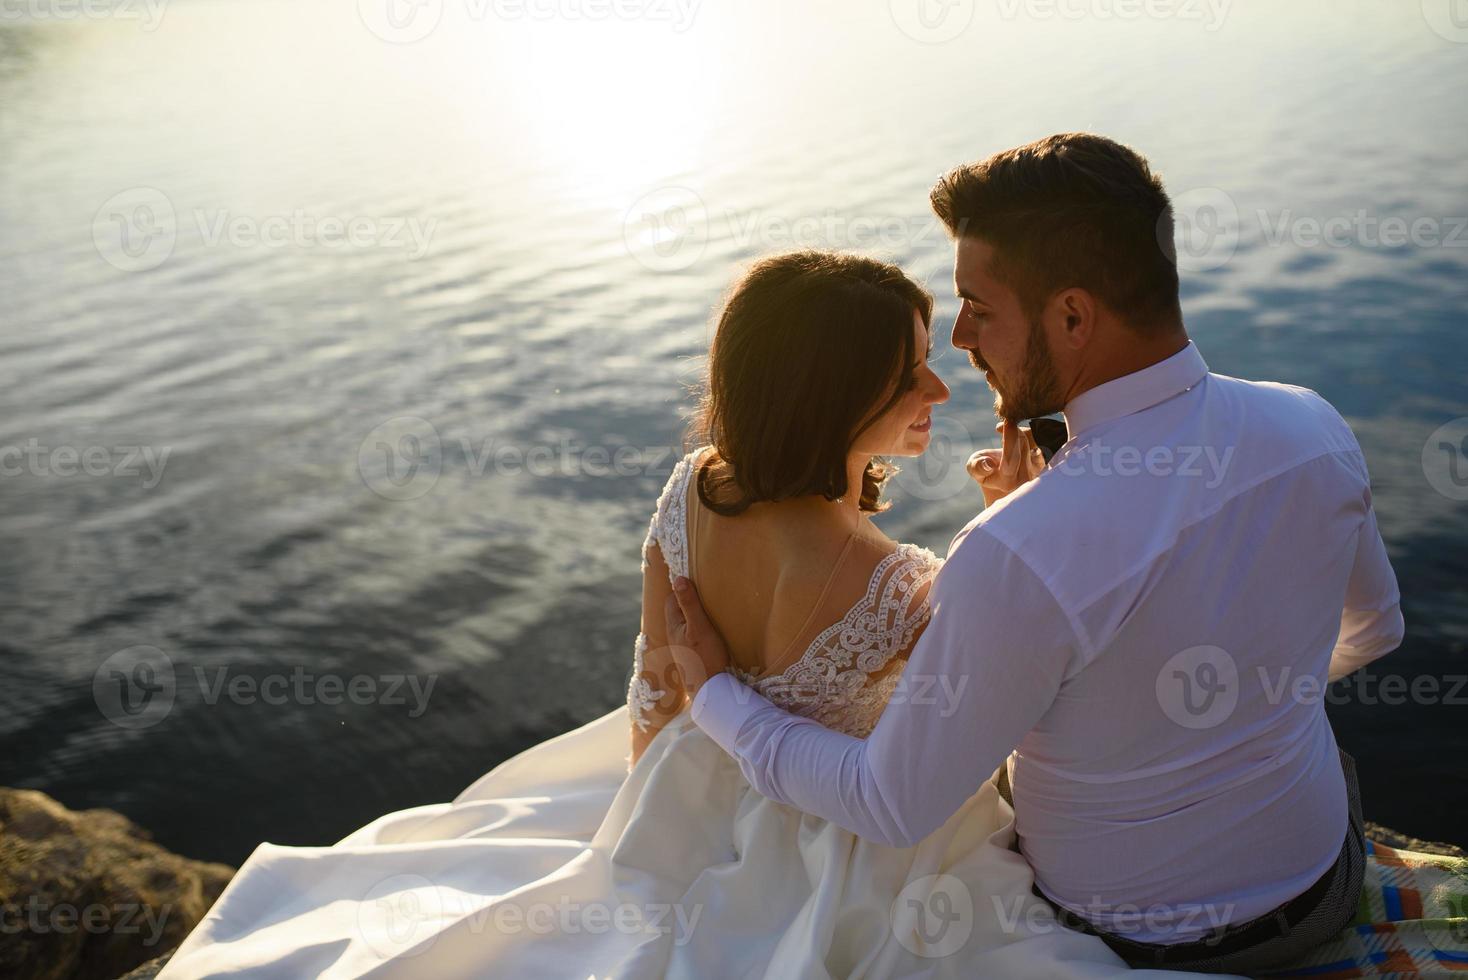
left=160, top=133, right=1403, bottom=978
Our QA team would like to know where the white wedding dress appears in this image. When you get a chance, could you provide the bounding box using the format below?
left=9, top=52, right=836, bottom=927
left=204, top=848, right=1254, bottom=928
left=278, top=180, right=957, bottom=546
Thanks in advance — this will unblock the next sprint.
left=160, top=449, right=1218, bottom=979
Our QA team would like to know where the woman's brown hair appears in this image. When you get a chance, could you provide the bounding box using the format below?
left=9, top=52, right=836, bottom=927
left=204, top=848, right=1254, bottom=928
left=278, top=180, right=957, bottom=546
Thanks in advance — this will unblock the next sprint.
left=689, top=250, right=933, bottom=516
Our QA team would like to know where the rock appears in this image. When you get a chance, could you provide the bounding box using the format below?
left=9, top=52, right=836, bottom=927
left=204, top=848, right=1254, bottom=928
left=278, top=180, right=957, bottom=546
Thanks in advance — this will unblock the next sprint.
left=2, top=786, right=1461, bottom=980
left=1365, top=821, right=1467, bottom=858
left=115, top=951, right=173, bottom=979
left=0, top=788, right=233, bottom=980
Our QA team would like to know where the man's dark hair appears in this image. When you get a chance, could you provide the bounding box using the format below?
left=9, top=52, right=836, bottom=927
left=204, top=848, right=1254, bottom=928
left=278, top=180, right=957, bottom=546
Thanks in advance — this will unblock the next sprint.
left=930, top=132, right=1183, bottom=334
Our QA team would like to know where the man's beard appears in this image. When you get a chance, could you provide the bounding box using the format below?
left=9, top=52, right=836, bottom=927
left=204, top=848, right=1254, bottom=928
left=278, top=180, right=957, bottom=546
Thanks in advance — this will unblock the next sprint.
left=981, top=316, right=1064, bottom=423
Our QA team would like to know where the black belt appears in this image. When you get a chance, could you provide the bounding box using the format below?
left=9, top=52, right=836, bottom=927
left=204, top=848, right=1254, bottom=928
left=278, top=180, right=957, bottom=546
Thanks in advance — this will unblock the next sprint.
left=1035, top=827, right=1347, bottom=966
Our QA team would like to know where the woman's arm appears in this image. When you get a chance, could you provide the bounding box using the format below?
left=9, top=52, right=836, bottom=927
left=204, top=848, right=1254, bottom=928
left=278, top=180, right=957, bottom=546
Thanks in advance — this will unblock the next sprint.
left=627, top=539, right=690, bottom=767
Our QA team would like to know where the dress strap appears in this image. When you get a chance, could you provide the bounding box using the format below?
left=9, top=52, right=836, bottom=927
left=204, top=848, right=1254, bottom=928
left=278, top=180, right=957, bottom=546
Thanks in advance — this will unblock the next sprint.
left=642, top=446, right=710, bottom=583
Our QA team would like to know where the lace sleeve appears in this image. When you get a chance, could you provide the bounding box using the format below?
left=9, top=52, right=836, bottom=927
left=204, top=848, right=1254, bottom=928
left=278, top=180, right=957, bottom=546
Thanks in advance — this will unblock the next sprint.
left=626, top=447, right=707, bottom=763
left=627, top=633, right=667, bottom=734
left=858, top=548, right=941, bottom=678
left=640, top=447, right=700, bottom=581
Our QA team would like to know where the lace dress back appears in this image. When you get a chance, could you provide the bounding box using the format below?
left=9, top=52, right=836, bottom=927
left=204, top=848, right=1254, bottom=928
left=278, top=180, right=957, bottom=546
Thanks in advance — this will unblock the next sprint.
left=628, top=447, right=942, bottom=739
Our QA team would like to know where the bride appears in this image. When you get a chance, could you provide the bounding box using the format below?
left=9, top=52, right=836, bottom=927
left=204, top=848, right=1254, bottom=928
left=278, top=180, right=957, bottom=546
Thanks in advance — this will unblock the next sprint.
left=159, top=251, right=1217, bottom=979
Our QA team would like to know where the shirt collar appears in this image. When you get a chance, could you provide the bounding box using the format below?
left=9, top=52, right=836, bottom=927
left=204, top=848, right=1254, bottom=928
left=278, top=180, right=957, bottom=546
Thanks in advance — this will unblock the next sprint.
left=1063, top=341, right=1209, bottom=441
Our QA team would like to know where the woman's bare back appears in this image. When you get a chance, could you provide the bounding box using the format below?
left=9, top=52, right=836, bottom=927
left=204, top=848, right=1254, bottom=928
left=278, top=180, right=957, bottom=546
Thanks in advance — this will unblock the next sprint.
left=682, top=447, right=939, bottom=682
left=628, top=447, right=943, bottom=758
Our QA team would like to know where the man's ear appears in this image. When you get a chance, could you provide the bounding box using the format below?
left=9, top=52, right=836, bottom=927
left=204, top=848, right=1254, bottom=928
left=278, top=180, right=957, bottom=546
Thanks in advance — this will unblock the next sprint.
left=1048, top=288, right=1095, bottom=351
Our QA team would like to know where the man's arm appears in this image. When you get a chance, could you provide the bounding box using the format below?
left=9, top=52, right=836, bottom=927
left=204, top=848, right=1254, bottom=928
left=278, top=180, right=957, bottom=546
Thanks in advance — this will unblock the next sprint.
left=682, top=527, right=1079, bottom=848
left=1328, top=488, right=1405, bottom=682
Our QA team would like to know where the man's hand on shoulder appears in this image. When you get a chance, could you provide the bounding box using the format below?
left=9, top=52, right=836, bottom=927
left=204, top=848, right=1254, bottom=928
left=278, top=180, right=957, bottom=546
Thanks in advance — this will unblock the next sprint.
left=663, top=576, right=733, bottom=697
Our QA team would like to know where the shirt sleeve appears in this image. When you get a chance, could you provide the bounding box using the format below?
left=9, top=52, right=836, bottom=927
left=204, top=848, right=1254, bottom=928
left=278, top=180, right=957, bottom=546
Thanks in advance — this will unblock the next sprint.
left=1328, top=489, right=1405, bottom=682
left=689, top=527, right=1079, bottom=848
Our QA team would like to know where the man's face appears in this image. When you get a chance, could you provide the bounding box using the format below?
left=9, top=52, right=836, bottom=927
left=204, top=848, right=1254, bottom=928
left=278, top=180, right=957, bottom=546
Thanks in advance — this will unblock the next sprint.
left=950, top=236, right=1065, bottom=423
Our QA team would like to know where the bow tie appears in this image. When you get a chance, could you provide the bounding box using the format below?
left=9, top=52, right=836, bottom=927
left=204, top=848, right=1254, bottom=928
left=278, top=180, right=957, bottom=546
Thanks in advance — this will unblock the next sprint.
left=1026, top=416, right=1069, bottom=463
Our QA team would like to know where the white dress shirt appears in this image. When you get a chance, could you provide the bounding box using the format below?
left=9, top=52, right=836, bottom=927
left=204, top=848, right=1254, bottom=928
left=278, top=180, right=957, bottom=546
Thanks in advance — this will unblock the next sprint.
left=690, top=341, right=1404, bottom=943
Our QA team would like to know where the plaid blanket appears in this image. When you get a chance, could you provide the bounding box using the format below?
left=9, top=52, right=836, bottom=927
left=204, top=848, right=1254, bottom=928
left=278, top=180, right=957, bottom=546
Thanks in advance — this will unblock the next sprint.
left=1263, top=836, right=1468, bottom=977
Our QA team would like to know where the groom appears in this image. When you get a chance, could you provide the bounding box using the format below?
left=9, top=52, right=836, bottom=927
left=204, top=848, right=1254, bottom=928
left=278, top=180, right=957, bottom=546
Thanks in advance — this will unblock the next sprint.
left=664, top=133, right=1404, bottom=973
